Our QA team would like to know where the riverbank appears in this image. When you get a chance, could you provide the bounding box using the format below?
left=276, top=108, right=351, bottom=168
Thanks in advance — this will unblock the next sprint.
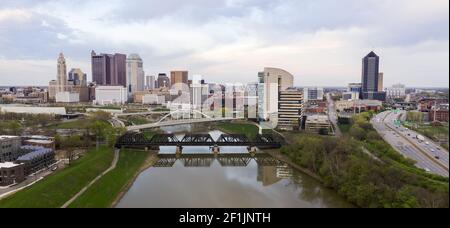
left=281, top=113, right=449, bottom=208
left=0, top=146, right=114, bottom=208
left=67, top=149, right=158, bottom=208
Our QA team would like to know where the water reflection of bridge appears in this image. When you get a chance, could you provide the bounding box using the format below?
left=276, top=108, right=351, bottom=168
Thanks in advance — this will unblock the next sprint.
left=154, top=153, right=285, bottom=168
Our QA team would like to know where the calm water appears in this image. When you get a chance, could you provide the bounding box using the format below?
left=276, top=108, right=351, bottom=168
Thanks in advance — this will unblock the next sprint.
left=116, top=126, right=352, bottom=208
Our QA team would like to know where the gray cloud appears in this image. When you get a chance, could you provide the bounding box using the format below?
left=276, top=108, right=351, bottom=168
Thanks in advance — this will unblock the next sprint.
left=0, top=0, right=448, bottom=87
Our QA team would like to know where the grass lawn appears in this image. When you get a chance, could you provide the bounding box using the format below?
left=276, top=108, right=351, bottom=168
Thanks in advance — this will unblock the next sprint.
left=0, top=146, right=114, bottom=208
left=68, top=149, right=151, bottom=208
left=216, top=122, right=259, bottom=139
left=47, top=119, right=110, bottom=129
left=47, top=119, right=91, bottom=129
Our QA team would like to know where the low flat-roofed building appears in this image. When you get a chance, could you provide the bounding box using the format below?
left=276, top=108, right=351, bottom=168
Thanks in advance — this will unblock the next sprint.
left=0, top=105, right=66, bottom=115
left=0, top=162, right=25, bottom=186
left=16, top=146, right=55, bottom=175
left=142, top=94, right=166, bottom=105
left=335, top=100, right=382, bottom=113
left=0, top=135, right=23, bottom=162
left=305, top=115, right=332, bottom=134
left=55, top=92, right=80, bottom=103
left=94, top=86, right=128, bottom=105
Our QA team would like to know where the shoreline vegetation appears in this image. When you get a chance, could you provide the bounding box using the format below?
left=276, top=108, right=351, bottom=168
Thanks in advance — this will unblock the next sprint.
left=282, top=112, right=448, bottom=208
left=218, top=121, right=449, bottom=208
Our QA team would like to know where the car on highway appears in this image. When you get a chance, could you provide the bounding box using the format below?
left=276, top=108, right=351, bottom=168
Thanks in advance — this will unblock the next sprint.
left=430, top=149, right=435, bottom=153
left=425, top=168, right=431, bottom=173
left=437, top=147, right=441, bottom=151
left=425, top=141, right=430, bottom=145
left=435, top=155, right=440, bottom=160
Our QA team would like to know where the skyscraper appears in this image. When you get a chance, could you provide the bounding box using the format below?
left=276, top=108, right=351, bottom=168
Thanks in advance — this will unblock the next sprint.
left=378, top=72, right=384, bottom=92
left=257, top=67, right=294, bottom=123
left=156, top=73, right=170, bottom=88
left=68, top=68, right=87, bottom=86
left=91, top=50, right=126, bottom=87
left=170, top=71, right=188, bottom=91
left=361, top=51, right=386, bottom=101
left=126, top=54, right=145, bottom=95
left=56, top=53, right=67, bottom=93
left=145, top=75, right=155, bottom=90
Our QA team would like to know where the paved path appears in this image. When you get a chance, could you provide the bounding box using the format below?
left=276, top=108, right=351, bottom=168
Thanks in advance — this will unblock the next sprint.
left=61, top=149, right=120, bottom=208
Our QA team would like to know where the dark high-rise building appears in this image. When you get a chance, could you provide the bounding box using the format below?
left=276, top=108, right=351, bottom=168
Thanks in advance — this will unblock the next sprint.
left=156, top=73, right=170, bottom=88
left=361, top=51, right=386, bottom=101
left=91, top=51, right=126, bottom=87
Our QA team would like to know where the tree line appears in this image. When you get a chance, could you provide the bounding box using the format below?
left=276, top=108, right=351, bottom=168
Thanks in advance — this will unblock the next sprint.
left=281, top=111, right=449, bottom=208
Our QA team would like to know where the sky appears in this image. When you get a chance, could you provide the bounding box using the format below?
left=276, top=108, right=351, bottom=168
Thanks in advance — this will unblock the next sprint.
left=0, top=0, right=448, bottom=87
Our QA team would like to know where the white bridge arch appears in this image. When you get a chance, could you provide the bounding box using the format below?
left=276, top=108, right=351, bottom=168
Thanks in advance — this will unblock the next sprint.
left=156, top=109, right=214, bottom=124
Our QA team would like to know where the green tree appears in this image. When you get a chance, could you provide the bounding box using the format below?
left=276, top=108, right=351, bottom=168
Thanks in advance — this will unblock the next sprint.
left=349, top=125, right=366, bottom=141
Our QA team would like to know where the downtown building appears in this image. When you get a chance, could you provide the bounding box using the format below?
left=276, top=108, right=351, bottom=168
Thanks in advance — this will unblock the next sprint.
left=278, top=88, right=304, bottom=131
left=126, top=54, right=145, bottom=97
left=361, top=51, right=386, bottom=101
left=257, top=67, right=295, bottom=127
left=303, top=87, right=324, bottom=102
left=91, top=50, right=127, bottom=87
left=49, top=53, right=91, bottom=102
left=156, top=73, right=171, bottom=89
left=145, top=75, right=156, bottom=90
left=171, top=71, right=189, bottom=92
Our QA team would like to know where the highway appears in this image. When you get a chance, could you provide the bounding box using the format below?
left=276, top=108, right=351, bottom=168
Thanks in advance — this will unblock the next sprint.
left=372, top=111, right=449, bottom=177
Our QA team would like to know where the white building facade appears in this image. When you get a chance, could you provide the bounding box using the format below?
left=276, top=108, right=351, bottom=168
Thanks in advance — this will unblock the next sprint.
left=94, top=86, right=128, bottom=105
left=257, top=67, right=294, bottom=122
left=126, top=54, right=145, bottom=97
left=303, top=87, right=324, bottom=102
left=385, top=84, right=406, bottom=99
left=55, top=92, right=80, bottom=103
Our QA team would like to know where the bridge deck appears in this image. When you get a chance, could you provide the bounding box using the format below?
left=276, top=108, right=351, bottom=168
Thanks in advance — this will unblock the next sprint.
left=115, top=133, right=283, bottom=149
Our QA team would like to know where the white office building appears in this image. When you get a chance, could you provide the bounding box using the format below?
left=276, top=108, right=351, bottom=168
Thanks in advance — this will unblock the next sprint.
left=55, top=92, right=80, bottom=103
left=303, top=87, right=324, bottom=102
left=145, top=75, right=155, bottom=90
left=385, top=84, right=406, bottom=99
left=126, top=54, right=145, bottom=96
left=257, top=68, right=294, bottom=122
left=94, top=86, right=128, bottom=105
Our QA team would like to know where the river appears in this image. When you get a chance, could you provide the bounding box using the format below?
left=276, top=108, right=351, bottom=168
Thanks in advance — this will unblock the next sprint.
left=116, top=125, right=352, bottom=208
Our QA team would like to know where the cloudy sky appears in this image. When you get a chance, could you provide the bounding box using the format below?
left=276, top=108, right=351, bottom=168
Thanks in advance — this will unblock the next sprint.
left=0, top=0, right=448, bottom=87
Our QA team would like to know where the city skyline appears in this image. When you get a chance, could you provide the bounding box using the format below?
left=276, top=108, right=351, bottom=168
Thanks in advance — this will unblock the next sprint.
left=0, top=0, right=449, bottom=87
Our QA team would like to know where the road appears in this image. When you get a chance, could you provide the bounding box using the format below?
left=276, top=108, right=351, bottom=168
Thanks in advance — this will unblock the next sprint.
left=372, top=111, right=449, bottom=177
left=326, top=93, right=341, bottom=137
left=109, top=117, right=125, bottom=128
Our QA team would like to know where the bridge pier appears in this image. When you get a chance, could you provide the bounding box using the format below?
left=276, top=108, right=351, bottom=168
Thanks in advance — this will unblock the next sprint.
left=176, top=145, right=183, bottom=154
left=211, top=145, right=220, bottom=154
left=247, top=146, right=257, bottom=153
